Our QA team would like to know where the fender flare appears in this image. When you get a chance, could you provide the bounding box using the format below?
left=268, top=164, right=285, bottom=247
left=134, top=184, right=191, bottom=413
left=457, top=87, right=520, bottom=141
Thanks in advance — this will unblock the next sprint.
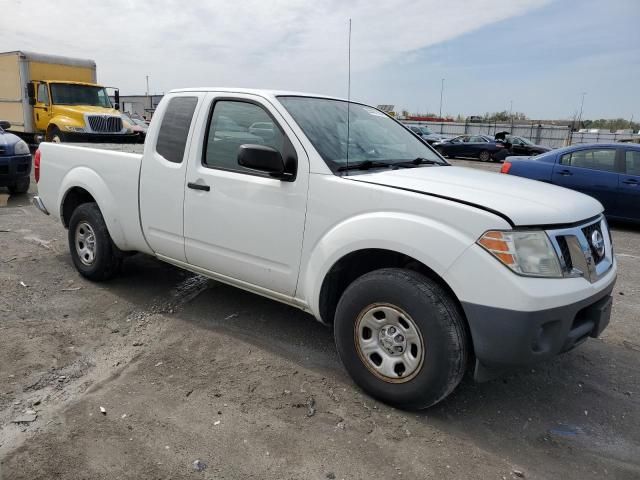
left=299, top=212, right=474, bottom=319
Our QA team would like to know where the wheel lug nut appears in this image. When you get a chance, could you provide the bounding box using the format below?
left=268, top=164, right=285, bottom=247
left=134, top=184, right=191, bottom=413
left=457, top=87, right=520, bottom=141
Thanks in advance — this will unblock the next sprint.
left=395, top=334, right=404, bottom=342
left=394, top=346, right=403, bottom=353
left=388, top=327, right=396, bottom=334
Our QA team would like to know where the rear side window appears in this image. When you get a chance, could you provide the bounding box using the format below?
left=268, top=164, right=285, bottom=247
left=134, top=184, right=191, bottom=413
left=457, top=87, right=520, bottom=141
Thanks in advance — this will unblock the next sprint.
left=560, top=149, right=617, bottom=172
left=156, top=96, right=198, bottom=163
left=625, top=150, right=640, bottom=176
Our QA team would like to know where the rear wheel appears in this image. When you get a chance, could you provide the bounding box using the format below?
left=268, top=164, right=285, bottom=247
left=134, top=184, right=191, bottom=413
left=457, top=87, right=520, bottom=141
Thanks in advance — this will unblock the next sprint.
left=8, top=177, right=30, bottom=194
left=68, top=203, right=123, bottom=281
left=333, top=268, right=468, bottom=409
left=478, top=150, right=491, bottom=162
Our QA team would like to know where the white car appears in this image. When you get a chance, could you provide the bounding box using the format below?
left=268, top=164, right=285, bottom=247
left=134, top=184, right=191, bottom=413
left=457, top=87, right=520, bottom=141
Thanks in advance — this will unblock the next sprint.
left=33, top=88, right=617, bottom=409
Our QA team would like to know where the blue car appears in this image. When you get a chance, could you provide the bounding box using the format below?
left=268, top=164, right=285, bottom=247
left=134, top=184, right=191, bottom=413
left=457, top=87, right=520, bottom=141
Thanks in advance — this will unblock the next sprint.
left=501, top=143, right=640, bottom=223
left=0, top=120, right=32, bottom=194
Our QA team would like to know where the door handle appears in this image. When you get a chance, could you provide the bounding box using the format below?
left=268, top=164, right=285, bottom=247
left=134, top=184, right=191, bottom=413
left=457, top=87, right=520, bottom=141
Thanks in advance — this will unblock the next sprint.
left=187, top=182, right=210, bottom=192
left=558, top=169, right=573, bottom=176
left=622, top=179, right=639, bottom=186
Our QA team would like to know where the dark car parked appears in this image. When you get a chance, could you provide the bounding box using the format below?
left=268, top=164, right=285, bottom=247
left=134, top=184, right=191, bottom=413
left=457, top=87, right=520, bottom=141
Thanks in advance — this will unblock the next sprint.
left=495, top=132, right=551, bottom=156
left=0, top=120, right=32, bottom=194
left=433, top=134, right=507, bottom=162
left=501, top=143, right=640, bottom=223
left=406, top=125, right=450, bottom=144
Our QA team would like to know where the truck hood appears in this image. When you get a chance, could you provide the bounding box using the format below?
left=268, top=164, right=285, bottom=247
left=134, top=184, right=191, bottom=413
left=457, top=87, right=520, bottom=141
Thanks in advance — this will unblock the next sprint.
left=353, top=166, right=603, bottom=226
left=53, top=105, right=120, bottom=116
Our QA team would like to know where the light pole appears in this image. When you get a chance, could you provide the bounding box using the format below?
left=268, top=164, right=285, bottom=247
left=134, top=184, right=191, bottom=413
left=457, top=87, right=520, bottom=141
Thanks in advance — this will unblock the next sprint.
left=439, top=78, right=445, bottom=119
left=509, top=99, right=513, bottom=128
left=577, top=92, right=586, bottom=126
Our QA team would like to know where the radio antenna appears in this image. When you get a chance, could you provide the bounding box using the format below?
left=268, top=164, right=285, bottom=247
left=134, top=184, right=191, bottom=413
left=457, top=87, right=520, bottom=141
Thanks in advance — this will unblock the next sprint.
left=345, top=18, right=352, bottom=175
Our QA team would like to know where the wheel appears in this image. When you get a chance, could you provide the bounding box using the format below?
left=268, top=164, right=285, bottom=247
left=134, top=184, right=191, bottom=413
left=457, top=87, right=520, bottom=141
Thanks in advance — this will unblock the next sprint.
left=46, top=126, right=64, bottom=143
left=68, top=203, right=123, bottom=281
left=333, top=268, right=468, bottom=409
left=8, top=177, right=30, bottom=194
left=478, top=150, right=491, bottom=162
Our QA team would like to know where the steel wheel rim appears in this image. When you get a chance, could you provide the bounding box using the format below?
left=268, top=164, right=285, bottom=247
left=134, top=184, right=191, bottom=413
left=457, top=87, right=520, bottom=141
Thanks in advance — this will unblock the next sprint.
left=479, top=151, right=490, bottom=162
left=354, top=303, right=425, bottom=383
left=75, top=221, right=97, bottom=266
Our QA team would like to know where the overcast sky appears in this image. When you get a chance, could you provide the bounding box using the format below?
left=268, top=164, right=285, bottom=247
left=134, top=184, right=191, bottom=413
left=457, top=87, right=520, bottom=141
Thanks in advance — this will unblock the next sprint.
left=2, top=0, right=638, bottom=119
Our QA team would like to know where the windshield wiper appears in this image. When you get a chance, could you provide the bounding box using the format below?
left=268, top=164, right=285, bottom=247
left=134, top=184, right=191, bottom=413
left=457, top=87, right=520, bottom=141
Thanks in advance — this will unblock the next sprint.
left=393, top=157, right=446, bottom=168
left=336, top=160, right=396, bottom=172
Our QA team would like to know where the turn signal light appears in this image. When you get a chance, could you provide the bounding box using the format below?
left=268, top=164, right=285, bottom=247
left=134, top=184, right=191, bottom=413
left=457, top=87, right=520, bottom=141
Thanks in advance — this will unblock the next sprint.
left=34, top=148, right=41, bottom=183
left=500, top=162, right=511, bottom=174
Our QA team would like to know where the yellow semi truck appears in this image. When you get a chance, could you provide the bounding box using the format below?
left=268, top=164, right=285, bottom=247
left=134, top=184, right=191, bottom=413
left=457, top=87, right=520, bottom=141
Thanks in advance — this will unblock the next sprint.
left=0, top=51, right=133, bottom=143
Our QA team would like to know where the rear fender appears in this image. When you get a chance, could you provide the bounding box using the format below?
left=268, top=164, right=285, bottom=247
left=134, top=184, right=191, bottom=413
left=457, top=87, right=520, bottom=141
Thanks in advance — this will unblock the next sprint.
left=58, top=167, right=128, bottom=249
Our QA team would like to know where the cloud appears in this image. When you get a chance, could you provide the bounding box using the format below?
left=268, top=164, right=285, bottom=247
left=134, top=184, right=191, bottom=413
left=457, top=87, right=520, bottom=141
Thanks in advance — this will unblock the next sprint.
left=0, top=0, right=547, bottom=96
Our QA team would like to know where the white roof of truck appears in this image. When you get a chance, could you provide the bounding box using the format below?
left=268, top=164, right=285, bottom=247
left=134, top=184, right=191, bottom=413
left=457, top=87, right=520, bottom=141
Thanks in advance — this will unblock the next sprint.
left=0, top=50, right=95, bottom=68
left=170, top=87, right=346, bottom=102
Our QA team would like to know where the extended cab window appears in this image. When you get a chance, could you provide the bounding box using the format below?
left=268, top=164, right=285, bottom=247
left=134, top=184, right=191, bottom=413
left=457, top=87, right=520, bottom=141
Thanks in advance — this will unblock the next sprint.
left=156, top=96, right=198, bottom=163
left=204, top=100, right=285, bottom=173
left=560, top=149, right=617, bottom=172
left=37, top=83, right=49, bottom=104
left=625, top=150, right=640, bottom=176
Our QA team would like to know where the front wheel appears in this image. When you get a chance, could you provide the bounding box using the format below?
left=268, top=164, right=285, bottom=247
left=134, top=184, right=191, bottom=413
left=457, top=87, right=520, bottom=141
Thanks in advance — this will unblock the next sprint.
left=68, top=203, right=123, bottom=281
left=334, top=268, right=468, bottom=409
left=46, top=126, right=64, bottom=143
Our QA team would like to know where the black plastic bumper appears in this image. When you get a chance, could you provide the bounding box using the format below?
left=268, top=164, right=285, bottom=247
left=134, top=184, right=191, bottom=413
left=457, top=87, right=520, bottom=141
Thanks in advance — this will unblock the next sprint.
left=0, top=154, right=32, bottom=186
left=462, top=277, right=616, bottom=381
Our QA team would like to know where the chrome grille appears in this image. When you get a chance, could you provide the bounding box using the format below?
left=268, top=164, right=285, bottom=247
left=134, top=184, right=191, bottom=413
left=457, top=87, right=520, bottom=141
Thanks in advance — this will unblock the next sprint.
left=548, top=216, right=613, bottom=283
left=581, top=223, right=605, bottom=264
left=87, top=115, right=122, bottom=133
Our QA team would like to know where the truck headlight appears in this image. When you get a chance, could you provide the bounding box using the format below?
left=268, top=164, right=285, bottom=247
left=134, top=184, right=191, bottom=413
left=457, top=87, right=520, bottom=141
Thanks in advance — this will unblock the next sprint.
left=64, top=126, right=85, bottom=133
left=478, top=230, right=562, bottom=278
left=14, top=139, right=30, bottom=155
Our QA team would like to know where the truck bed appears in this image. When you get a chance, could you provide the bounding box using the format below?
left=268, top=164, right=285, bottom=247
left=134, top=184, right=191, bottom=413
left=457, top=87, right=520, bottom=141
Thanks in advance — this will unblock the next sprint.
left=36, top=143, right=151, bottom=254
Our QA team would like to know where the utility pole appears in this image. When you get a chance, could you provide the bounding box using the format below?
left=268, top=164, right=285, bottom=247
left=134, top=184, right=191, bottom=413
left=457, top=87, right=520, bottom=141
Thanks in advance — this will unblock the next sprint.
left=146, top=75, right=150, bottom=119
left=439, top=78, right=445, bottom=119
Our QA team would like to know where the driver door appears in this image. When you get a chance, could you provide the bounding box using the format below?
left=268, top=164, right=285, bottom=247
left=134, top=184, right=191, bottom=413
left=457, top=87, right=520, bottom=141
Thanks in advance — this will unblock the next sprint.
left=183, top=93, right=309, bottom=297
left=33, top=82, right=52, bottom=133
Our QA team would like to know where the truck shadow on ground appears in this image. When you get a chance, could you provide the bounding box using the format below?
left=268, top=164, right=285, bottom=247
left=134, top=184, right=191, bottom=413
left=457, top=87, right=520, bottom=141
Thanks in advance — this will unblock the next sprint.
left=98, top=254, right=640, bottom=476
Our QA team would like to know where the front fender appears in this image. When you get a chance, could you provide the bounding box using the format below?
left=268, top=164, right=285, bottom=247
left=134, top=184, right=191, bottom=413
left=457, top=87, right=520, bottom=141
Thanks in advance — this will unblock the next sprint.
left=50, top=115, right=85, bottom=131
left=300, top=212, right=475, bottom=319
left=58, top=167, right=128, bottom=249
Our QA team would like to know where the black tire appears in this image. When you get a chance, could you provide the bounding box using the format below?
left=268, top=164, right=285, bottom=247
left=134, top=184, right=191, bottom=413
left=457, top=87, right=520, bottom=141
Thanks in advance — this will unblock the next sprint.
left=334, top=268, right=468, bottom=409
left=8, top=177, right=30, bottom=194
left=478, top=150, right=491, bottom=162
left=46, top=126, right=64, bottom=143
left=68, top=202, right=122, bottom=281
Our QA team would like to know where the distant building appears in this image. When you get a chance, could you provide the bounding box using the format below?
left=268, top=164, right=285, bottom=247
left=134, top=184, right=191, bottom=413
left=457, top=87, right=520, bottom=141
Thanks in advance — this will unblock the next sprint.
left=109, top=94, right=163, bottom=120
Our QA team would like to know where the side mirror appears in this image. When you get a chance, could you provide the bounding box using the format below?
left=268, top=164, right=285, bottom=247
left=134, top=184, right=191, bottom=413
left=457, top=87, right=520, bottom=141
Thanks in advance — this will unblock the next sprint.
left=114, top=89, right=120, bottom=110
left=27, top=83, right=36, bottom=105
left=238, top=144, right=290, bottom=179
left=0, top=120, right=11, bottom=130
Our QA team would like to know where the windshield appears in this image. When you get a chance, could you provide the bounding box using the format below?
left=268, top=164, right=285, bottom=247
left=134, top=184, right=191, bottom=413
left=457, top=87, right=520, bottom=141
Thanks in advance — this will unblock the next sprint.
left=50, top=83, right=112, bottom=108
left=418, top=126, right=434, bottom=135
left=278, top=96, right=444, bottom=171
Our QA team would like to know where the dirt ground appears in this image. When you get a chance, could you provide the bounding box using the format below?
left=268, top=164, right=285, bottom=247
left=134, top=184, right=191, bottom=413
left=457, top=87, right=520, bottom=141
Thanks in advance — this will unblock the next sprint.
left=0, top=157, right=638, bottom=479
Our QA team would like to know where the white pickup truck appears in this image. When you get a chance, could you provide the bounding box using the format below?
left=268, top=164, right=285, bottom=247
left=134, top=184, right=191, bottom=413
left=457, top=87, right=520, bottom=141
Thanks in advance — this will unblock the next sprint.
left=33, top=88, right=617, bottom=408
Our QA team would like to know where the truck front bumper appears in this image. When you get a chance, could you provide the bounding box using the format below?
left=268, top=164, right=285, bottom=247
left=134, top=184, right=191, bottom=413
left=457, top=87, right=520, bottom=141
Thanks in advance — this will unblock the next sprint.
left=0, top=154, right=32, bottom=186
left=463, top=273, right=616, bottom=381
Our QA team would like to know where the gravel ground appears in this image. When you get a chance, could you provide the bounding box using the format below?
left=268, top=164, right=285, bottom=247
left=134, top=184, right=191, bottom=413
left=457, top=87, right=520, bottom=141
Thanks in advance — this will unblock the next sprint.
left=0, top=152, right=638, bottom=479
